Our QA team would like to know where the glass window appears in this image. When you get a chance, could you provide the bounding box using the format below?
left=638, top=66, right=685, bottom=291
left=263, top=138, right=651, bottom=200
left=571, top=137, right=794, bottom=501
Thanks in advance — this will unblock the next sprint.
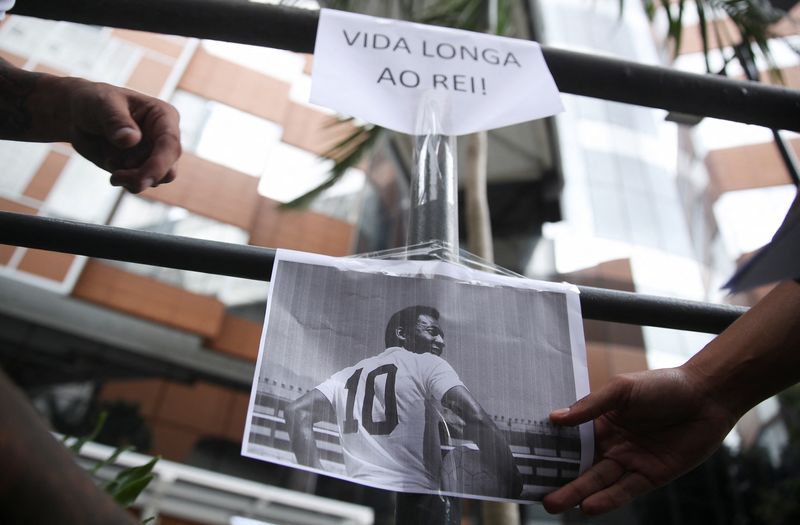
left=654, top=199, right=692, bottom=257
left=590, top=185, right=629, bottom=242
left=84, top=37, right=140, bottom=86
left=43, top=155, right=120, bottom=223
left=196, top=103, right=282, bottom=176
left=109, top=195, right=258, bottom=304
left=308, top=169, right=367, bottom=224
left=201, top=40, right=307, bottom=84
left=0, top=141, right=49, bottom=197
left=714, top=185, right=795, bottom=258
left=0, top=16, right=53, bottom=59
left=257, top=142, right=333, bottom=203
left=171, top=90, right=212, bottom=152
left=171, top=90, right=283, bottom=177
left=625, top=188, right=660, bottom=246
left=37, top=23, right=108, bottom=77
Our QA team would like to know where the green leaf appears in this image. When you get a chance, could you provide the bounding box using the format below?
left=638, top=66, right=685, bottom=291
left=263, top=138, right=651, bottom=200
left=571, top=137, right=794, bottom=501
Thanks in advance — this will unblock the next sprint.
left=695, top=0, right=712, bottom=72
left=659, top=0, right=676, bottom=29
left=325, top=125, right=375, bottom=159
left=673, top=0, right=686, bottom=57
left=111, top=474, right=155, bottom=508
left=280, top=172, right=347, bottom=209
left=68, top=411, right=108, bottom=454
left=105, top=456, right=160, bottom=507
left=631, top=0, right=789, bottom=81
left=281, top=124, right=383, bottom=209
left=90, top=445, right=135, bottom=476
left=644, top=0, right=657, bottom=20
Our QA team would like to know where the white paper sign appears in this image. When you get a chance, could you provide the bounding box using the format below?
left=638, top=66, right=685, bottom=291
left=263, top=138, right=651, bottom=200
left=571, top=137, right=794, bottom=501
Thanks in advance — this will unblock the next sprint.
left=311, top=9, right=564, bottom=136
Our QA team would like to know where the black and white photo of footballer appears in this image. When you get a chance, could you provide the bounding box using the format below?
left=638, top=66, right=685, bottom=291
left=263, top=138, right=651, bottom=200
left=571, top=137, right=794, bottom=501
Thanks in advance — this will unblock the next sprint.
left=242, top=251, right=591, bottom=502
left=284, top=305, right=523, bottom=498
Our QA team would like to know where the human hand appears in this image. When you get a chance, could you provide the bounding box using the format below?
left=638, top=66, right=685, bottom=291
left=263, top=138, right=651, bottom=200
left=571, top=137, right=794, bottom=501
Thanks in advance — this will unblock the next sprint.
left=53, top=77, right=181, bottom=193
left=542, top=367, right=739, bottom=515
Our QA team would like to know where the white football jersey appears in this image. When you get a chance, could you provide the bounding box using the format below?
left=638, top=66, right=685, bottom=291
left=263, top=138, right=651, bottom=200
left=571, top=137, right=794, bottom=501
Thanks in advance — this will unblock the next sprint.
left=316, top=346, right=464, bottom=491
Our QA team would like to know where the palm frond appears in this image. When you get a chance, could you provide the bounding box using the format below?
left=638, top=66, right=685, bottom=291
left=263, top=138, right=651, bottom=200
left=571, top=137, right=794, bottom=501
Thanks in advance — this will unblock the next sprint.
left=420, top=0, right=485, bottom=31
left=419, top=0, right=513, bottom=34
left=496, top=0, right=512, bottom=35
left=716, top=0, right=786, bottom=82
left=640, top=0, right=790, bottom=81
left=68, top=411, right=108, bottom=454
left=281, top=123, right=383, bottom=209
left=644, top=0, right=658, bottom=20
left=90, top=445, right=135, bottom=476
left=105, top=456, right=159, bottom=508
left=696, top=0, right=712, bottom=72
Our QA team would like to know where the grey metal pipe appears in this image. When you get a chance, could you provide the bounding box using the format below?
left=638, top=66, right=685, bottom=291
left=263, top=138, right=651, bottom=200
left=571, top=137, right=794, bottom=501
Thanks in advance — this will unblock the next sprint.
left=0, top=211, right=275, bottom=282
left=407, top=133, right=459, bottom=255
left=0, top=212, right=747, bottom=333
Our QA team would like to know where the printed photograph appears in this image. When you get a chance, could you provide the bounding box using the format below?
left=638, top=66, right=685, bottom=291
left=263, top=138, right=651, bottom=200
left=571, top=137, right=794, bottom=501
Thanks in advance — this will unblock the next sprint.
left=243, top=251, right=589, bottom=503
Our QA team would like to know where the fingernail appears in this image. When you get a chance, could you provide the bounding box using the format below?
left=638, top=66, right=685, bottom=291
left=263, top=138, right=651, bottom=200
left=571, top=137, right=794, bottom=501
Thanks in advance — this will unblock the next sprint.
left=550, top=408, right=570, bottom=417
left=112, top=127, right=137, bottom=143
left=142, top=177, right=155, bottom=190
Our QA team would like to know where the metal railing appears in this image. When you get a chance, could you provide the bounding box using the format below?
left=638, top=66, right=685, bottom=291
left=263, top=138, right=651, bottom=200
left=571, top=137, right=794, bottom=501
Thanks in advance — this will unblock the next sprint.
left=0, top=211, right=747, bottom=334
left=13, top=0, right=800, bottom=132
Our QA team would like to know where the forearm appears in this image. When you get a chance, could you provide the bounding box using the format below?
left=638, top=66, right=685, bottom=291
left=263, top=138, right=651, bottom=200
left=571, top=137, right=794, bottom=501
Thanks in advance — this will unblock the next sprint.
left=0, top=57, right=78, bottom=142
left=469, top=421, right=517, bottom=473
left=285, top=410, right=323, bottom=469
left=0, top=370, right=137, bottom=524
left=683, top=280, right=800, bottom=418
left=468, top=417, right=523, bottom=497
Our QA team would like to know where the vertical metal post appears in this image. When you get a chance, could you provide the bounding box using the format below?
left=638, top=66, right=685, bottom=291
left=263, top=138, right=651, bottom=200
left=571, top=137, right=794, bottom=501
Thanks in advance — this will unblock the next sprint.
left=395, top=102, right=461, bottom=524
left=770, top=129, right=800, bottom=187
left=734, top=43, right=800, bottom=187
left=407, top=132, right=460, bottom=255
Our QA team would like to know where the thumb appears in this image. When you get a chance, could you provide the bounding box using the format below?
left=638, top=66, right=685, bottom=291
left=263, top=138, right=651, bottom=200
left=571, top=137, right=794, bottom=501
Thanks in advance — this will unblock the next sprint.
left=109, top=124, right=142, bottom=149
left=83, top=89, right=142, bottom=148
left=550, top=377, right=632, bottom=426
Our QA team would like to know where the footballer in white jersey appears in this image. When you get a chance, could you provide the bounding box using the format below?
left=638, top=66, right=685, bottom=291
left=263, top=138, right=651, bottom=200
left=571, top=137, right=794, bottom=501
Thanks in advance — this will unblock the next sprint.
left=316, top=346, right=463, bottom=490
left=285, top=305, right=523, bottom=498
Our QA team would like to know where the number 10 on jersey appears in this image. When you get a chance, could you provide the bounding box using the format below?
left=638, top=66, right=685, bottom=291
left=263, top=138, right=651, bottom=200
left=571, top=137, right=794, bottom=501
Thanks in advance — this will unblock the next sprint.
left=343, top=364, right=399, bottom=435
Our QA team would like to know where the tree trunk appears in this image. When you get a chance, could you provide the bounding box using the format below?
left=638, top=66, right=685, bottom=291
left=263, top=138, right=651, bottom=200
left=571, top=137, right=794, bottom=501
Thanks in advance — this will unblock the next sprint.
left=465, top=130, right=493, bottom=261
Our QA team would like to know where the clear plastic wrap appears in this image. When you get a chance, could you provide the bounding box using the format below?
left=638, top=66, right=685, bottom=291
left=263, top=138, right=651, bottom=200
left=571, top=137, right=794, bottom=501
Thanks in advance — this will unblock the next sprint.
left=408, top=93, right=459, bottom=261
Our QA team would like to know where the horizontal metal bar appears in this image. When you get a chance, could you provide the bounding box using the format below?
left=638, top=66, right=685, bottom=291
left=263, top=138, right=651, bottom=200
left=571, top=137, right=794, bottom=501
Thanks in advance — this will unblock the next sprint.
left=12, top=0, right=800, bottom=132
left=13, top=0, right=320, bottom=55
left=0, top=212, right=746, bottom=334
left=0, top=211, right=275, bottom=281
left=578, top=285, right=744, bottom=335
